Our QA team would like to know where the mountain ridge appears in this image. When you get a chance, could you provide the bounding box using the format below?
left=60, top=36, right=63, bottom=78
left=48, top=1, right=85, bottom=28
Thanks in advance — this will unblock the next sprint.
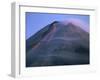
left=26, top=21, right=89, bottom=67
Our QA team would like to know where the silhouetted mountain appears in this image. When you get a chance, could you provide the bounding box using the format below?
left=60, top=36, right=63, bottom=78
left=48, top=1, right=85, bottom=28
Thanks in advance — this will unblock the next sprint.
left=26, top=21, right=89, bottom=67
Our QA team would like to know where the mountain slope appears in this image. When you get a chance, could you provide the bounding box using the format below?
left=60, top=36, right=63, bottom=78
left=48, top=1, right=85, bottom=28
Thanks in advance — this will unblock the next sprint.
left=26, top=21, right=89, bottom=67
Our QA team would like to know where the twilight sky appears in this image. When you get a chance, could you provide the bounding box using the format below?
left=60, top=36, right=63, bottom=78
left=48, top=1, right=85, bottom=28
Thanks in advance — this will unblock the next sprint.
left=26, top=12, right=89, bottom=39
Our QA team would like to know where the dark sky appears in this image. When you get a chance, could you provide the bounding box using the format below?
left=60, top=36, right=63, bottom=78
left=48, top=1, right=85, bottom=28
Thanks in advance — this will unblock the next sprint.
left=26, top=12, right=89, bottom=39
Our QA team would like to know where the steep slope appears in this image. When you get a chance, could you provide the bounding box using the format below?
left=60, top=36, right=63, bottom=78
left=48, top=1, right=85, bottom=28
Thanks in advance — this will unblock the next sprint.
left=26, top=21, right=59, bottom=52
left=26, top=21, right=89, bottom=67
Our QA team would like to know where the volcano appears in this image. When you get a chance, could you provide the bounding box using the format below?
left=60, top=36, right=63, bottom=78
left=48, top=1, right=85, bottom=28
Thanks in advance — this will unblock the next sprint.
left=26, top=21, right=89, bottom=67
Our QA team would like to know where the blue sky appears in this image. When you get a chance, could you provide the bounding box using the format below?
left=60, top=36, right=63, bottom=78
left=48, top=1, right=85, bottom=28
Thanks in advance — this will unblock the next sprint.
left=26, top=12, right=89, bottom=39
